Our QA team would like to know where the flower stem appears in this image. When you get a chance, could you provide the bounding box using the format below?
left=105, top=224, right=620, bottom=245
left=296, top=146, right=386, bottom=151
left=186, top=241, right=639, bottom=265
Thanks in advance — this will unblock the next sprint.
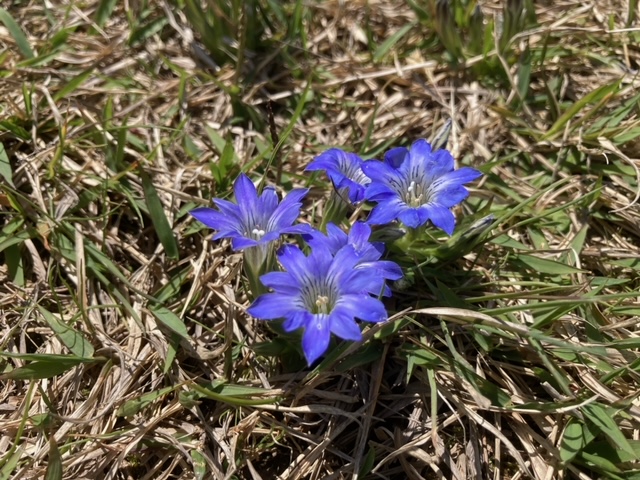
left=320, top=190, right=349, bottom=232
left=243, top=245, right=273, bottom=299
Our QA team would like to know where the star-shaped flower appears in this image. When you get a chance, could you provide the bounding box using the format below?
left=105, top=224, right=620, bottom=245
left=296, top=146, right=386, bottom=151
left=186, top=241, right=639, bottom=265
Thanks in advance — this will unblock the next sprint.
left=362, top=139, right=482, bottom=234
left=248, top=240, right=402, bottom=365
left=306, top=148, right=371, bottom=204
left=190, top=173, right=312, bottom=250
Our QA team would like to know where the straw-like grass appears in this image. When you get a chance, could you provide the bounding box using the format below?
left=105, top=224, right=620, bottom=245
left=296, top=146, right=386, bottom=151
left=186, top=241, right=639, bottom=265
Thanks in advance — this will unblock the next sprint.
left=1, top=1, right=640, bottom=479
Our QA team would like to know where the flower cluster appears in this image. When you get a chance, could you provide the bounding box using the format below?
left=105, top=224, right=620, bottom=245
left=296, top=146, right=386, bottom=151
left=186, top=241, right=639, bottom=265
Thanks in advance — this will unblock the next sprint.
left=307, top=139, right=482, bottom=234
left=191, top=137, right=482, bottom=365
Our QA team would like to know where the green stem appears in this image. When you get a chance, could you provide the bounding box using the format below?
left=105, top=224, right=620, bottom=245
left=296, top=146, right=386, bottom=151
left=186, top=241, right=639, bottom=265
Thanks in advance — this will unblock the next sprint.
left=320, top=190, right=350, bottom=232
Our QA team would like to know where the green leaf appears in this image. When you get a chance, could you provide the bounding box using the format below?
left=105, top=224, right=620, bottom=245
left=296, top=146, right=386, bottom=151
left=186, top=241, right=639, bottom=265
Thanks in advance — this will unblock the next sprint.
left=95, top=0, right=118, bottom=27
left=191, top=449, right=208, bottom=480
left=583, top=403, right=638, bottom=459
left=129, top=17, right=168, bottom=46
left=37, top=306, right=94, bottom=358
left=0, top=444, right=26, bottom=480
left=188, top=383, right=280, bottom=407
left=5, top=244, right=24, bottom=287
left=0, top=142, right=14, bottom=187
left=0, top=8, right=34, bottom=59
left=0, top=120, right=30, bottom=141
left=44, top=437, right=62, bottom=480
left=542, top=79, right=621, bottom=141
left=149, top=305, right=189, bottom=341
left=140, top=171, right=179, bottom=260
left=0, top=356, right=95, bottom=380
left=560, top=418, right=597, bottom=463
left=372, top=23, right=414, bottom=63
left=116, top=386, right=175, bottom=417
left=53, top=68, right=94, bottom=102
left=513, top=254, right=585, bottom=275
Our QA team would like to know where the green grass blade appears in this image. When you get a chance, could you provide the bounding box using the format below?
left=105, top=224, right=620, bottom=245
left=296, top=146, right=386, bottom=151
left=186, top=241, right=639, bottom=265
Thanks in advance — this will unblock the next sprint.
left=37, top=306, right=95, bottom=358
left=94, top=0, right=117, bottom=27
left=0, top=357, right=95, bottom=380
left=0, top=142, right=14, bottom=187
left=44, top=437, right=62, bottom=480
left=541, top=79, right=621, bottom=141
left=582, top=403, right=638, bottom=459
left=0, top=8, right=34, bottom=59
left=140, top=171, right=179, bottom=260
left=372, top=23, right=414, bottom=63
left=149, top=305, right=189, bottom=341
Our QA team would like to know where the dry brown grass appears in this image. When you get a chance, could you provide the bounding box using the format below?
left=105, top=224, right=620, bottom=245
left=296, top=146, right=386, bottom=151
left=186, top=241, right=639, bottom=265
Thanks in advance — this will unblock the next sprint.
left=1, top=0, right=640, bottom=479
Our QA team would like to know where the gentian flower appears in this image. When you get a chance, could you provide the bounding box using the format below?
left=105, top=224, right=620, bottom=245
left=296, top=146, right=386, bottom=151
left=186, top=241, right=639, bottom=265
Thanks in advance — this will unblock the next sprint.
left=190, top=173, right=312, bottom=251
left=247, top=241, right=402, bottom=365
left=303, top=222, right=401, bottom=296
left=191, top=173, right=312, bottom=297
left=306, top=149, right=370, bottom=203
left=362, top=139, right=482, bottom=235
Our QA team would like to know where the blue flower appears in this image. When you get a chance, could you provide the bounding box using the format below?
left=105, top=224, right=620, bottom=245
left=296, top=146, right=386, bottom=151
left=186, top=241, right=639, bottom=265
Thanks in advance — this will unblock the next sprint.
left=362, top=139, right=482, bottom=234
left=306, top=148, right=371, bottom=203
left=247, top=241, right=402, bottom=365
left=190, top=173, right=312, bottom=251
left=303, top=221, right=401, bottom=296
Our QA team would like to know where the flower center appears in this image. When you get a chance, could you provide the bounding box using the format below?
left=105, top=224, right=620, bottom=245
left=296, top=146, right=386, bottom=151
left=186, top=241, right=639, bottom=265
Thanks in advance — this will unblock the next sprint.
left=406, top=180, right=425, bottom=207
left=302, top=278, right=337, bottom=314
left=315, top=295, right=330, bottom=314
left=251, top=227, right=266, bottom=239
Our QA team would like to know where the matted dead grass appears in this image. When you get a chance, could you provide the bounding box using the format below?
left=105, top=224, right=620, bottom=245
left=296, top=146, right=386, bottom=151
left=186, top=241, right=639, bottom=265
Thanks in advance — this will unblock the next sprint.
left=1, top=1, right=640, bottom=479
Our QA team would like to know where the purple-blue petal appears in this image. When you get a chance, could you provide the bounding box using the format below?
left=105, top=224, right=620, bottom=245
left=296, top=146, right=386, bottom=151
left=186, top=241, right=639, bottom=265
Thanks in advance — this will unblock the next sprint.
left=302, top=314, right=331, bottom=364
left=384, top=147, right=409, bottom=168
left=259, top=186, right=279, bottom=216
left=366, top=201, right=405, bottom=225
left=283, top=310, right=312, bottom=332
left=230, top=236, right=259, bottom=250
left=397, top=208, right=422, bottom=228
left=260, top=271, right=301, bottom=295
left=337, top=295, right=388, bottom=323
left=190, top=207, right=236, bottom=231
left=364, top=182, right=396, bottom=201
left=441, top=166, right=482, bottom=184
left=268, top=188, right=308, bottom=231
left=327, top=311, right=362, bottom=341
left=424, top=204, right=456, bottom=235
left=233, top=174, right=259, bottom=206
left=248, top=293, right=298, bottom=319
left=212, top=198, right=241, bottom=219
left=432, top=184, right=470, bottom=207
left=361, top=159, right=402, bottom=185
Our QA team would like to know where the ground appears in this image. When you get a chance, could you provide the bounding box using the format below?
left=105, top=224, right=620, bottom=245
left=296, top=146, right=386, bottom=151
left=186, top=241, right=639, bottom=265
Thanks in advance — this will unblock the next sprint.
left=1, top=0, right=640, bottom=479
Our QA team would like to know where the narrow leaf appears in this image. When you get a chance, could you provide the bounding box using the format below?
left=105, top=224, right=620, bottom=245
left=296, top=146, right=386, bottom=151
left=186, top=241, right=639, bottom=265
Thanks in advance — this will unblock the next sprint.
left=583, top=403, right=637, bottom=458
left=94, top=0, right=118, bottom=27
left=514, top=254, right=585, bottom=275
left=149, top=305, right=189, bottom=341
left=140, top=171, right=179, bottom=259
left=116, top=386, right=175, bottom=417
left=53, top=68, right=94, bottom=102
left=542, top=80, right=621, bottom=141
left=44, top=437, right=62, bottom=480
left=0, top=142, right=14, bottom=187
left=0, top=357, right=94, bottom=380
left=0, top=8, right=34, bottom=59
left=37, top=306, right=94, bottom=358
left=373, top=23, right=414, bottom=62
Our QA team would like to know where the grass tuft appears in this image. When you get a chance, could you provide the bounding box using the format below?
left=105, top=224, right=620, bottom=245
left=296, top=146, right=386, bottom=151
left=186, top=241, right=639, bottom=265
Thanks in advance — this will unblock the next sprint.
left=1, top=1, right=640, bottom=479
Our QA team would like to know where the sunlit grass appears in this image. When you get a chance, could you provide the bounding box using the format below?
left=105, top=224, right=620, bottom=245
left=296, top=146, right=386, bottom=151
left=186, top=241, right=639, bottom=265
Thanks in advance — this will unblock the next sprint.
left=1, top=1, right=640, bottom=479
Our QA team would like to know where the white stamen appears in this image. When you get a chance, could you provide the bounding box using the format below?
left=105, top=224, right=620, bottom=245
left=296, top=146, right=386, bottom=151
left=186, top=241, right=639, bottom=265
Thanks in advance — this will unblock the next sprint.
left=315, top=295, right=330, bottom=314
left=252, top=228, right=266, bottom=239
left=406, top=180, right=424, bottom=206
